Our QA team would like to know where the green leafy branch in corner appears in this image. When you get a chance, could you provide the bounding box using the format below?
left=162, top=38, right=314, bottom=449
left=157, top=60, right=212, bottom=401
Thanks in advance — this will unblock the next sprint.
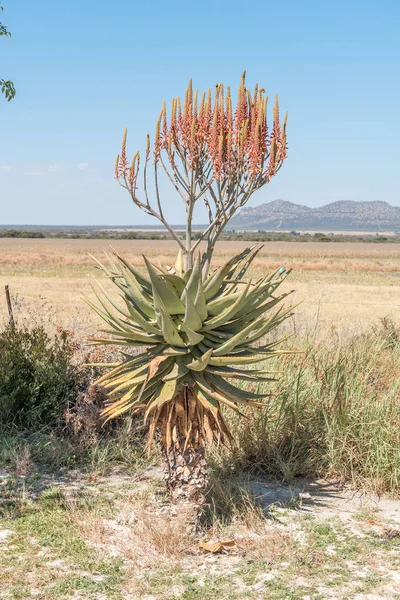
left=1, top=2, right=15, bottom=101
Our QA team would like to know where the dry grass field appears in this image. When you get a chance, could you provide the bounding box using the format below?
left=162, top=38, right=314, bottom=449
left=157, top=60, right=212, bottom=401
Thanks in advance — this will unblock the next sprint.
left=1, top=238, right=399, bottom=338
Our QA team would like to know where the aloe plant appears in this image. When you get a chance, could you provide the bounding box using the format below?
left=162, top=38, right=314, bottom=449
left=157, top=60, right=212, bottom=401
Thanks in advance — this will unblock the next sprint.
left=87, top=73, right=291, bottom=503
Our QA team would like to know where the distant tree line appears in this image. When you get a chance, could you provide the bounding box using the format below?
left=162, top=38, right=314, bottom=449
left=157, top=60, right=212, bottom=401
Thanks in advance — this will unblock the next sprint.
left=0, top=229, right=45, bottom=238
left=1, top=229, right=399, bottom=243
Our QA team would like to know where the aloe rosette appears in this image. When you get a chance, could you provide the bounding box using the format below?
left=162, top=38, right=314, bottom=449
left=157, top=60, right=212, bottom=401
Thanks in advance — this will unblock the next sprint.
left=86, top=245, right=293, bottom=501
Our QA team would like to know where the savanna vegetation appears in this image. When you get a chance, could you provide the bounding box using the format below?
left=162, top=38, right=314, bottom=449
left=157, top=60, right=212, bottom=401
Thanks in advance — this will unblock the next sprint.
left=1, top=316, right=400, bottom=598
left=1, top=73, right=400, bottom=599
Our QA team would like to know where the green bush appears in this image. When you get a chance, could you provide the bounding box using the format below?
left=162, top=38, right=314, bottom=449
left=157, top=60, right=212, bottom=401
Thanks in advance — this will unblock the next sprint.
left=0, top=324, right=86, bottom=429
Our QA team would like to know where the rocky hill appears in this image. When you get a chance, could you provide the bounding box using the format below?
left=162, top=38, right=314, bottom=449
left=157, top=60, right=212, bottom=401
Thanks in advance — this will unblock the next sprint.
left=230, top=200, right=400, bottom=231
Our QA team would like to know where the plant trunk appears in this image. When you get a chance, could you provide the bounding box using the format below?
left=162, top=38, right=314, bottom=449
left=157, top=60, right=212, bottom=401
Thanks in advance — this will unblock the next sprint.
left=161, top=437, right=209, bottom=505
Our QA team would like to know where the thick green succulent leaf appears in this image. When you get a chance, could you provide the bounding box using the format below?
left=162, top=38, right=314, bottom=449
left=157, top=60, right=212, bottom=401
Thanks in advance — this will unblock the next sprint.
left=88, top=253, right=113, bottom=277
left=102, top=379, right=160, bottom=421
left=86, top=286, right=138, bottom=333
left=238, top=305, right=298, bottom=347
left=194, top=386, right=220, bottom=416
left=208, top=353, right=279, bottom=366
left=184, top=254, right=202, bottom=303
left=83, top=294, right=124, bottom=332
left=104, top=363, right=149, bottom=391
left=183, top=255, right=208, bottom=321
left=206, top=366, right=279, bottom=382
left=207, top=374, right=266, bottom=401
left=102, top=397, right=144, bottom=421
left=182, top=289, right=203, bottom=331
left=203, top=247, right=252, bottom=300
left=192, top=372, right=246, bottom=414
left=135, top=356, right=174, bottom=403
left=112, top=252, right=152, bottom=292
left=212, top=316, right=265, bottom=356
left=162, top=346, right=191, bottom=356
left=152, top=288, right=186, bottom=347
left=195, top=284, right=207, bottom=321
left=221, top=292, right=294, bottom=332
left=160, top=273, right=186, bottom=297
left=94, top=354, right=150, bottom=385
left=144, top=378, right=182, bottom=422
left=180, top=324, right=204, bottom=345
left=230, top=245, right=263, bottom=281
left=235, top=274, right=290, bottom=318
left=118, top=267, right=156, bottom=319
left=162, top=361, right=189, bottom=381
left=206, top=289, right=243, bottom=316
left=175, top=249, right=183, bottom=277
left=100, top=328, right=163, bottom=345
left=201, top=280, right=251, bottom=331
left=144, top=256, right=185, bottom=315
left=186, top=348, right=213, bottom=372
left=91, top=278, right=132, bottom=320
left=124, top=298, right=161, bottom=335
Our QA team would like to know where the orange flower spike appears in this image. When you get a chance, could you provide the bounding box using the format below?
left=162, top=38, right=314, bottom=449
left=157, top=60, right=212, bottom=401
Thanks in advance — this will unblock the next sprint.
left=170, top=98, right=177, bottom=141
left=214, top=133, right=223, bottom=179
left=234, top=73, right=248, bottom=142
left=238, top=120, right=247, bottom=161
left=279, top=111, right=288, bottom=161
left=121, top=127, right=127, bottom=163
left=257, top=97, right=267, bottom=154
left=226, top=87, right=232, bottom=127
left=193, top=88, right=198, bottom=121
left=272, top=95, right=281, bottom=141
left=197, top=91, right=206, bottom=140
left=162, top=100, right=168, bottom=140
left=190, top=120, right=197, bottom=167
left=274, top=94, right=280, bottom=122
left=268, top=136, right=277, bottom=177
left=146, top=134, right=150, bottom=159
left=177, top=96, right=182, bottom=121
left=129, top=151, right=139, bottom=188
left=218, top=132, right=224, bottom=158
left=154, top=110, right=163, bottom=161
left=182, top=80, right=193, bottom=148
left=218, top=84, right=225, bottom=131
left=226, top=127, right=233, bottom=167
left=205, top=88, right=212, bottom=125
left=210, top=85, right=220, bottom=158
left=114, top=154, right=120, bottom=179
left=253, top=82, right=259, bottom=104
left=187, top=79, right=193, bottom=118
left=212, top=99, right=218, bottom=131
left=118, top=127, right=130, bottom=176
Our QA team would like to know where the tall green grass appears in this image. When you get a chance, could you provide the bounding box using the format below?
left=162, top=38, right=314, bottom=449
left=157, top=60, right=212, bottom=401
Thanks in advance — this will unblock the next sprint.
left=214, top=318, right=400, bottom=496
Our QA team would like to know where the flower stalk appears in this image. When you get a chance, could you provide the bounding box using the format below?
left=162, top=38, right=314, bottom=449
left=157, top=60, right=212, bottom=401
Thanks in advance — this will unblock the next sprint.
left=115, top=72, right=288, bottom=274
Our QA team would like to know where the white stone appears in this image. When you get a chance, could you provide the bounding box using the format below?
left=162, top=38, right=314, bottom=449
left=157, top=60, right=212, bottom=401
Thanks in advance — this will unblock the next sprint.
left=0, top=530, right=13, bottom=542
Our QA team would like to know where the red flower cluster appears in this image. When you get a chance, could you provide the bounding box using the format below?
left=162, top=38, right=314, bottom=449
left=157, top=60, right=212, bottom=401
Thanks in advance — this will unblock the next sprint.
left=116, top=73, right=287, bottom=188
left=154, top=72, right=287, bottom=181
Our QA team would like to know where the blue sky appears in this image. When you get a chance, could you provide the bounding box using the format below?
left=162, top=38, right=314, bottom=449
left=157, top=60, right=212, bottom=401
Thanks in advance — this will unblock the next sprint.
left=1, top=0, right=399, bottom=225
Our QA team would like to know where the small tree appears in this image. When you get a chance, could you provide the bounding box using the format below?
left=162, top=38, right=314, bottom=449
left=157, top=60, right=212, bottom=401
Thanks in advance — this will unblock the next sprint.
left=87, top=73, right=293, bottom=504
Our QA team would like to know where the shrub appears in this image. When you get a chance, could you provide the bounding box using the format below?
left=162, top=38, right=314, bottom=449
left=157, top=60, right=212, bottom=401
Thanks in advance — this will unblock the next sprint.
left=0, top=324, right=85, bottom=429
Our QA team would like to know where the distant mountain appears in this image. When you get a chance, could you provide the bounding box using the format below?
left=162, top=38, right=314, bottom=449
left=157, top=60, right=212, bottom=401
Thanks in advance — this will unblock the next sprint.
left=229, top=200, right=400, bottom=231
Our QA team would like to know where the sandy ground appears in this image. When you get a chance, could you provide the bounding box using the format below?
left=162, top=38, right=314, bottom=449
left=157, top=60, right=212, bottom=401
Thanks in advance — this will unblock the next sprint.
left=1, top=465, right=400, bottom=599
